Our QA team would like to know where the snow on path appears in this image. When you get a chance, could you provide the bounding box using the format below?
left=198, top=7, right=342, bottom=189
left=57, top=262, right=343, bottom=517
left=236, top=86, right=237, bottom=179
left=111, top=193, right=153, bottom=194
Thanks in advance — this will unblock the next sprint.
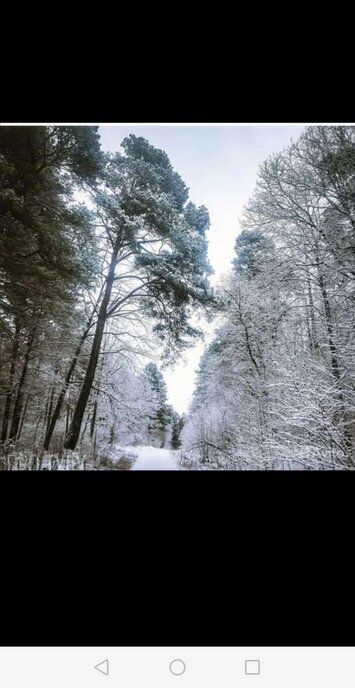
left=123, top=445, right=180, bottom=470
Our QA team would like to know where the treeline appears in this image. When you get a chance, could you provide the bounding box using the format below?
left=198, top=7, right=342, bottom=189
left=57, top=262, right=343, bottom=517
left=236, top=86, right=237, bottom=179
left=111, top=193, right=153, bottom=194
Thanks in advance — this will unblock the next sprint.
left=0, top=126, right=212, bottom=468
left=183, top=126, right=355, bottom=470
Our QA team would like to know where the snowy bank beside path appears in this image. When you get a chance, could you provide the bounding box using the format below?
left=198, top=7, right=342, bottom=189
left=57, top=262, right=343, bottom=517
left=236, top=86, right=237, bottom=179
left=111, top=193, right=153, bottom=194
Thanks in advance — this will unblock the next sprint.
left=119, top=445, right=180, bottom=470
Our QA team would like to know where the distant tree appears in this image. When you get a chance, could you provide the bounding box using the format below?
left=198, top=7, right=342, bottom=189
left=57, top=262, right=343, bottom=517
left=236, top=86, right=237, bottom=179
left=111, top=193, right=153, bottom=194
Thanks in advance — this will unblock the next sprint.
left=233, top=229, right=274, bottom=278
left=144, top=363, right=171, bottom=446
left=171, top=410, right=184, bottom=449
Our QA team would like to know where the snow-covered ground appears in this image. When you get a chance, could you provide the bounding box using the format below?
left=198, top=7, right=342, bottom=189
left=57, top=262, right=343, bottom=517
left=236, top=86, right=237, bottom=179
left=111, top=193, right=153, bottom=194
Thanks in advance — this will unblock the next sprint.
left=121, top=445, right=181, bottom=470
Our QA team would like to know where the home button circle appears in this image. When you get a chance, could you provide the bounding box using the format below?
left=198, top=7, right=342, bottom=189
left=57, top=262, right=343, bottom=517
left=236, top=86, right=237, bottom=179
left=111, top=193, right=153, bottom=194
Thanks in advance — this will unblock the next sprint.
left=169, top=659, right=186, bottom=676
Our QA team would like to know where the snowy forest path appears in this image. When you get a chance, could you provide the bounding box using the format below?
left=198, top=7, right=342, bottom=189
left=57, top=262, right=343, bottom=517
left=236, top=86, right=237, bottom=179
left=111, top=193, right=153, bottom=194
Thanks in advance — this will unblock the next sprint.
left=122, top=445, right=181, bottom=470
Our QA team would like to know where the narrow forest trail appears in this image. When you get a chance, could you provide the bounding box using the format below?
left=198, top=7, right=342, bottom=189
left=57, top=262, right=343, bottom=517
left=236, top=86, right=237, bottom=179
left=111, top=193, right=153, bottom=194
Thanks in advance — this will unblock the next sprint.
left=123, top=445, right=181, bottom=470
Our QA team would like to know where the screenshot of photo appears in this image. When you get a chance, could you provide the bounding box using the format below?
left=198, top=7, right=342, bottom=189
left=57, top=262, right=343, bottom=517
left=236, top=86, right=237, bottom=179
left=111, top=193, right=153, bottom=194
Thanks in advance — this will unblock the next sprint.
left=1, top=123, right=355, bottom=471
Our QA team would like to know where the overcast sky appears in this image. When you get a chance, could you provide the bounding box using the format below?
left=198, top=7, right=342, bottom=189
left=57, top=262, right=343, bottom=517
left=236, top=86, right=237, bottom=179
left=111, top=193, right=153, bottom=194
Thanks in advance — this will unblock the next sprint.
left=99, top=125, right=305, bottom=414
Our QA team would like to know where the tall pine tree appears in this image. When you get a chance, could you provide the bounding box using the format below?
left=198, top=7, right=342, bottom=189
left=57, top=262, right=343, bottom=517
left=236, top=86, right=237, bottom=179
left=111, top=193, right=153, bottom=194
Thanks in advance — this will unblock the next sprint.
left=64, top=135, right=214, bottom=450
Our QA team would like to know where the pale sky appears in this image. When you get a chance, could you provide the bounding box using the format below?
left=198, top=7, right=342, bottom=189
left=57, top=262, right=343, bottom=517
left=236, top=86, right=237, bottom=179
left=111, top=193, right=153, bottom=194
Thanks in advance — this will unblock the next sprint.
left=99, top=125, right=305, bottom=414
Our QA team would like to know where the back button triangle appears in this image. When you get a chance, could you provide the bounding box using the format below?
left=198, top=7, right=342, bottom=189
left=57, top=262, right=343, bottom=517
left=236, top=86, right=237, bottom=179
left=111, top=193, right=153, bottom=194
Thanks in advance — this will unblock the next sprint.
left=95, top=659, right=109, bottom=676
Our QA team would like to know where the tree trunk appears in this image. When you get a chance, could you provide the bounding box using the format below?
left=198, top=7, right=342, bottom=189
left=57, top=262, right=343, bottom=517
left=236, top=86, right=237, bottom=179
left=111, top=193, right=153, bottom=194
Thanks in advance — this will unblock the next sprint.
left=306, top=277, right=318, bottom=354
left=1, top=321, right=20, bottom=443
left=80, top=412, right=90, bottom=445
left=43, top=321, right=93, bottom=450
left=45, top=368, right=58, bottom=436
left=8, top=328, right=35, bottom=442
left=92, top=430, right=97, bottom=461
left=90, top=357, right=104, bottom=440
left=18, top=392, right=31, bottom=441
left=18, top=359, right=41, bottom=442
left=319, top=273, right=341, bottom=381
left=318, top=272, right=354, bottom=465
left=32, top=411, right=43, bottom=448
left=90, top=398, right=97, bottom=439
left=64, top=242, right=119, bottom=450
left=65, top=397, right=71, bottom=435
left=43, top=393, right=50, bottom=430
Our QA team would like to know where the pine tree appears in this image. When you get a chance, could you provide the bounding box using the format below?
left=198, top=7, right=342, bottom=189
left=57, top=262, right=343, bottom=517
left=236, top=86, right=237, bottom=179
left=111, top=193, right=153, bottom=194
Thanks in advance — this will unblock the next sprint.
left=171, top=411, right=184, bottom=449
left=64, top=135, right=214, bottom=450
left=144, top=363, right=171, bottom=447
left=233, top=230, right=275, bottom=278
left=0, top=126, right=102, bottom=449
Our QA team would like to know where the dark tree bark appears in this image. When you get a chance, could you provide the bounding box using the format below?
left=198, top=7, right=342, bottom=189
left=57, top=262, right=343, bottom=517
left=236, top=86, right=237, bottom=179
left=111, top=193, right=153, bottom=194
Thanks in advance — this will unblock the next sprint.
left=319, top=272, right=354, bottom=465
left=43, top=321, right=93, bottom=450
left=8, top=328, right=35, bottom=442
left=17, top=358, right=41, bottom=442
left=319, top=273, right=341, bottom=381
left=45, top=368, right=58, bottom=436
left=306, top=277, right=318, bottom=355
left=90, top=357, right=104, bottom=440
left=64, top=241, right=120, bottom=450
left=90, top=398, right=97, bottom=440
left=18, top=393, right=31, bottom=440
left=65, top=399, right=71, bottom=435
left=1, top=321, right=20, bottom=443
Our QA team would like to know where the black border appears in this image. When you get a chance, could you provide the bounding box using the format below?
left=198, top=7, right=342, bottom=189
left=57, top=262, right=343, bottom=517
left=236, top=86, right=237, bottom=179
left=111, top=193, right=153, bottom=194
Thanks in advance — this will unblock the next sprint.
left=2, top=73, right=354, bottom=124
left=2, top=471, right=354, bottom=646
left=3, top=28, right=353, bottom=123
